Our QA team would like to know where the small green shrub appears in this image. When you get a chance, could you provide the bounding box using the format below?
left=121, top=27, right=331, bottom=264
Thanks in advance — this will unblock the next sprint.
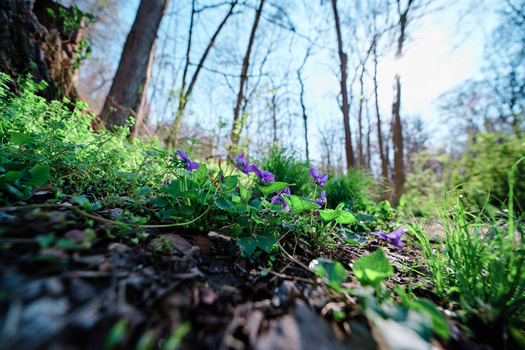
left=254, top=146, right=313, bottom=198
left=0, top=73, right=169, bottom=203
left=323, top=169, right=376, bottom=212
left=452, top=132, right=525, bottom=215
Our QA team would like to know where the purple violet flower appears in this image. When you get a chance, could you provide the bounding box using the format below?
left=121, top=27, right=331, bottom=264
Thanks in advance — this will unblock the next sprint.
left=176, top=150, right=200, bottom=172
left=271, top=187, right=290, bottom=209
left=370, top=228, right=404, bottom=248
left=310, top=168, right=328, bottom=187
left=234, top=154, right=250, bottom=174
left=316, top=190, right=326, bottom=206
left=247, top=165, right=275, bottom=183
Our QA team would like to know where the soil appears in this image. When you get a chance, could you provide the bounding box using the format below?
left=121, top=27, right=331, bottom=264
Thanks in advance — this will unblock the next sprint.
left=0, top=192, right=518, bottom=350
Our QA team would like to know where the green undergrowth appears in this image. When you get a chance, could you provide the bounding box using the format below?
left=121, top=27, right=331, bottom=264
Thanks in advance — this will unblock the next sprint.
left=2, top=74, right=524, bottom=348
left=406, top=169, right=525, bottom=346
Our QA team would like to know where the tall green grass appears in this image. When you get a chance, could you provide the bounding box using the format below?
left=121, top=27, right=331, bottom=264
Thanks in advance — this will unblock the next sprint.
left=409, top=160, right=525, bottom=346
left=322, top=169, right=376, bottom=212
left=254, top=146, right=313, bottom=197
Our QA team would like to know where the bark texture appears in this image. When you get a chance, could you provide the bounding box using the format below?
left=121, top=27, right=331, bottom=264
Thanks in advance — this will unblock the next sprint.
left=0, top=0, right=87, bottom=103
left=331, top=0, right=355, bottom=169
left=390, top=0, right=413, bottom=206
left=100, top=0, right=169, bottom=138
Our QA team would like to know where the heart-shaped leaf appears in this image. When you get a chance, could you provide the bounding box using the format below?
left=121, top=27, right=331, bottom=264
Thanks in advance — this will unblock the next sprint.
left=287, top=195, right=319, bottom=214
left=353, top=249, right=393, bottom=287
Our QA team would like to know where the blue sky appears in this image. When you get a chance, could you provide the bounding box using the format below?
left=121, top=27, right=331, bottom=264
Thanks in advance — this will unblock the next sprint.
left=71, top=0, right=503, bottom=167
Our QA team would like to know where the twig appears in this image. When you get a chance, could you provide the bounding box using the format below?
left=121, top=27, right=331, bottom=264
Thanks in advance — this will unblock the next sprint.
left=0, top=203, right=211, bottom=229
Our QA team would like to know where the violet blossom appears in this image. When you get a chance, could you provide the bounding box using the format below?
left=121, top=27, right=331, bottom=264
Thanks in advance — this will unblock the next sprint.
left=316, top=190, right=326, bottom=206
left=234, top=154, right=250, bottom=174
left=370, top=228, right=404, bottom=248
left=247, top=165, right=275, bottom=183
left=271, top=187, right=290, bottom=209
left=176, top=150, right=200, bottom=172
left=310, top=168, right=328, bottom=187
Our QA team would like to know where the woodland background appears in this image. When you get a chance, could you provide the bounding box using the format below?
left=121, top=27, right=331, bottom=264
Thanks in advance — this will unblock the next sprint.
left=1, top=0, right=524, bottom=211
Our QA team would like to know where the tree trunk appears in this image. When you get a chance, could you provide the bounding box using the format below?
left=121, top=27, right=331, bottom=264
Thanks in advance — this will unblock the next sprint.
left=297, top=54, right=310, bottom=163
left=100, top=0, right=169, bottom=139
left=331, top=0, right=355, bottom=169
left=373, top=45, right=389, bottom=197
left=0, top=0, right=87, bottom=103
left=357, top=65, right=365, bottom=168
left=391, top=73, right=404, bottom=205
left=390, top=0, right=413, bottom=206
left=228, top=0, right=265, bottom=155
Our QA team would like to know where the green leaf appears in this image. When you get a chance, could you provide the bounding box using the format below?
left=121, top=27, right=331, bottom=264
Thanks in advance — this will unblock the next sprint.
left=343, top=229, right=368, bottom=245
left=73, top=195, right=90, bottom=207
left=103, top=318, right=129, bottom=350
left=249, top=199, right=262, bottom=211
left=233, top=203, right=247, bottom=213
left=319, top=209, right=341, bottom=224
left=153, top=197, right=171, bottom=208
left=10, top=132, right=34, bottom=145
left=215, top=215, right=228, bottom=221
left=214, top=197, right=236, bottom=211
left=287, top=195, right=319, bottom=214
left=4, top=170, right=23, bottom=182
left=395, top=288, right=450, bottom=341
left=255, top=233, right=278, bottom=253
left=27, top=164, right=50, bottom=186
left=236, top=215, right=250, bottom=228
left=353, top=249, right=393, bottom=287
left=179, top=205, right=195, bottom=216
left=6, top=183, right=24, bottom=197
left=239, top=183, right=251, bottom=203
left=162, top=208, right=178, bottom=219
left=336, top=211, right=356, bottom=224
left=87, top=202, right=102, bottom=212
left=237, top=237, right=257, bottom=256
left=256, top=181, right=293, bottom=198
left=311, top=258, right=348, bottom=292
left=222, top=175, right=238, bottom=191
left=363, top=297, right=434, bottom=350
left=137, top=187, right=151, bottom=195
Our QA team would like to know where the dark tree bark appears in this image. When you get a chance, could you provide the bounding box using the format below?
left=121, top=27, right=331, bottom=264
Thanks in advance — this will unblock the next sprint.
left=356, top=39, right=375, bottom=169
left=297, top=47, right=312, bottom=163
left=331, top=0, right=355, bottom=169
left=0, top=0, right=88, bottom=102
left=167, top=0, right=238, bottom=147
left=100, top=0, right=169, bottom=139
left=373, top=44, right=389, bottom=196
left=390, top=0, right=413, bottom=206
left=228, top=0, right=265, bottom=155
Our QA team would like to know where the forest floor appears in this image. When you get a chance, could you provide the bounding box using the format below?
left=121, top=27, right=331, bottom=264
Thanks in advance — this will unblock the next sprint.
left=0, top=192, right=512, bottom=350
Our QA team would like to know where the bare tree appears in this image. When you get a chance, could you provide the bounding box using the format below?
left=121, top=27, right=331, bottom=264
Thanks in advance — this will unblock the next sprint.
left=297, top=46, right=313, bottom=162
left=330, top=0, right=355, bottom=169
left=100, top=0, right=169, bottom=139
left=373, top=43, right=390, bottom=194
left=228, top=0, right=266, bottom=155
left=167, top=0, right=238, bottom=147
left=389, top=0, right=415, bottom=205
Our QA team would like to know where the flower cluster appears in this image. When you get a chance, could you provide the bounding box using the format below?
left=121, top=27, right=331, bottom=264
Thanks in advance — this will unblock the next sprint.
left=233, top=154, right=275, bottom=183
left=310, top=168, right=328, bottom=187
left=177, top=150, right=200, bottom=172
left=234, top=154, right=250, bottom=175
left=271, top=187, right=290, bottom=209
